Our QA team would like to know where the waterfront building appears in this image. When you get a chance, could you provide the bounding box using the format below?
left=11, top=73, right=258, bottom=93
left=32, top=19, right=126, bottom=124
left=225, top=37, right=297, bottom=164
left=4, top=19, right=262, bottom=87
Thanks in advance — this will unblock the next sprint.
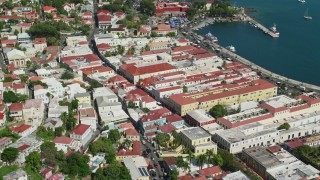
left=168, top=79, right=277, bottom=116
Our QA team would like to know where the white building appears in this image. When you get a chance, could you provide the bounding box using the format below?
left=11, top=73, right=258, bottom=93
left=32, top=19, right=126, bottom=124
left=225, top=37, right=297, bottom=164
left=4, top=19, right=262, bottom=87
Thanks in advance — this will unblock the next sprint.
left=53, top=136, right=81, bottom=153
left=23, top=99, right=45, bottom=127
left=48, top=98, right=69, bottom=118
left=6, top=49, right=30, bottom=68
left=70, top=124, right=93, bottom=146
left=96, top=96, right=129, bottom=125
left=65, top=83, right=87, bottom=100
left=66, top=36, right=87, bottom=47
left=123, top=156, right=149, bottom=180
left=243, top=146, right=320, bottom=180
left=79, top=107, right=97, bottom=131
left=3, top=169, right=28, bottom=180
left=41, top=78, right=65, bottom=98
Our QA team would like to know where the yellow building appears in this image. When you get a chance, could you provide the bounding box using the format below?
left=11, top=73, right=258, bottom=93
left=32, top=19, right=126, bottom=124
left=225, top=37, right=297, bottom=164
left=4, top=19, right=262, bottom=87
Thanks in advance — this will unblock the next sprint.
left=180, top=127, right=217, bottom=156
left=169, top=79, right=277, bottom=116
left=75, top=92, right=91, bottom=105
left=148, top=42, right=169, bottom=51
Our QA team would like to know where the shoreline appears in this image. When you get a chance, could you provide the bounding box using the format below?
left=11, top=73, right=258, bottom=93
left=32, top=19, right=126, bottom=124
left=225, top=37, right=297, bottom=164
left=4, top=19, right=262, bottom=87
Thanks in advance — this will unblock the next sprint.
left=190, top=15, right=320, bottom=92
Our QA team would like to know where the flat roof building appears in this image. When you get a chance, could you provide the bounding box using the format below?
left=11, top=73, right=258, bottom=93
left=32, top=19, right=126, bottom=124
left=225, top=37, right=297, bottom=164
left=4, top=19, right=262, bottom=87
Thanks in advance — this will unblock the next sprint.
left=180, top=127, right=217, bottom=155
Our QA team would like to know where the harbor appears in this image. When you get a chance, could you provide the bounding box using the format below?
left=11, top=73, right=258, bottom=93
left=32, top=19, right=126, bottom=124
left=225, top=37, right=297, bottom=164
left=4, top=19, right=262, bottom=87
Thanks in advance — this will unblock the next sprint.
left=188, top=17, right=320, bottom=91
left=212, top=43, right=320, bottom=91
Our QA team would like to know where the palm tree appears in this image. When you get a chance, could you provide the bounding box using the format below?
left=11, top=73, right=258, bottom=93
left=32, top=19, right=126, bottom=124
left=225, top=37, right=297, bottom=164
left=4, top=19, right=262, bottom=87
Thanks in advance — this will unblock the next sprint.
left=196, top=154, right=207, bottom=170
left=205, top=149, right=215, bottom=167
left=186, top=151, right=195, bottom=169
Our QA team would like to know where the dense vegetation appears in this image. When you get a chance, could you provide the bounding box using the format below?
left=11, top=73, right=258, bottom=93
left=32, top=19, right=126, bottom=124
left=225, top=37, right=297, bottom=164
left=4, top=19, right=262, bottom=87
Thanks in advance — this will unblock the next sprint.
left=208, top=0, right=239, bottom=17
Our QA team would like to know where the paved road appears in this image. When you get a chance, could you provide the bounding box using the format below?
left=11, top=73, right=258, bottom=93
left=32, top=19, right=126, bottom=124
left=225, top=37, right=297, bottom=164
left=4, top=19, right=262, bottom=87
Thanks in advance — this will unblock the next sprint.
left=0, top=51, right=7, bottom=70
left=142, top=137, right=164, bottom=179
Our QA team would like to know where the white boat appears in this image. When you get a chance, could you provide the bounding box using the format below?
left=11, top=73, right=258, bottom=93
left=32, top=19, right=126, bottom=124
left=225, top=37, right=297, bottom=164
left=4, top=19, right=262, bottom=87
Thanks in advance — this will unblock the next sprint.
left=205, top=32, right=218, bottom=43
left=269, top=23, right=280, bottom=35
left=304, top=8, right=312, bottom=20
left=298, top=0, right=306, bottom=3
left=226, top=45, right=236, bottom=52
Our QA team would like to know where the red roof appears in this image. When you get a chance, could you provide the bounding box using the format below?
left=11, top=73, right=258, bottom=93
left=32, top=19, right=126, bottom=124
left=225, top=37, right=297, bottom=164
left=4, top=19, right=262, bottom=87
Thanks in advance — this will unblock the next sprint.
left=97, top=43, right=112, bottom=50
left=166, top=114, right=184, bottom=123
left=267, top=145, right=282, bottom=153
left=121, top=63, right=174, bottom=76
left=70, top=124, right=90, bottom=136
left=11, top=124, right=32, bottom=133
left=18, top=144, right=30, bottom=151
left=200, top=166, right=222, bottom=176
left=97, top=10, right=109, bottom=15
left=34, top=38, right=46, bottom=44
left=285, top=139, right=304, bottom=149
left=118, top=122, right=134, bottom=130
left=98, top=14, right=111, bottom=22
left=158, top=124, right=176, bottom=134
left=117, top=141, right=141, bottom=156
left=43, top=6, right=56, bottom=12
left=61, top=54, right=100, bottom=63
left=173, top=45, right=196, bottom=53
left=40, top=168, right=52, bottom=175
left=141, top=49, right=170, bottom=55
left=124, top=129, right=139, bottom=136
left=10, top=102, right=23, bottom=112
left=81, top=65, right=113, bottom=76
left=141, top=108, right=172, bottom=122
left=53, top=137, right=74, bottom=144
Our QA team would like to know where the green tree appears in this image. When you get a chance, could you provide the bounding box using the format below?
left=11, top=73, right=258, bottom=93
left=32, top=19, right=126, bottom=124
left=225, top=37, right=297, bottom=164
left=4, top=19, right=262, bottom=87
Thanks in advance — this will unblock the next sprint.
left=14, top=29, right=19, bottom=35
left=218, top=149, right=239, bottom=172
left=61, top=71, right=74, bottom=79
left=3, top=91, right=19, bottom=103
left=40, top=142, right=58, bottom=167
left=36, top=126, right=55, bottom=141
left=150, top=32, right=158, bottom=37
left=71, top=98, right=79, bottom=111
left=166, top=32, right=176, bottom=37
left=127, top=47, right=135, bottom=55
left=61, top=152, right=91, bottom=177
left=89, top=138, right=116, bottom=163
left=19, top=74, right=29, bottom=83
left=1, top=147, right=19, bottom=163
left=209, top=104, right=228, bottom=118
left=170, top=170, right=179, bottom=180
left=25, top=151, right=41, bottom=172
left=103, top=161, right=131, bottom=180
left=108, top=129, right=121, bottom=143
left=156, top=133, right=170, bottom=148
left=55, top=127, right=64, bottom=137
left=186, top=151, right=195, bottom=167
left=139, top=0, right=156, bottom=15
left=127, top=100, right=136, bottom=108
left=277, top=122, right=290, bottom=130
left=183, top=85, right=188, bottom=93
left=186, top=8, right=197, bottom=20
left=196, top=154, right=207, bottom=170
left=3, top=77, right=14, bottom=82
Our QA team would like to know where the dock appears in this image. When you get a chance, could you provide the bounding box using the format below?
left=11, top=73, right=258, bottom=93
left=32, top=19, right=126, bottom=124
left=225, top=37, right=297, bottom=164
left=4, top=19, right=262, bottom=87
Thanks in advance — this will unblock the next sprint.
left=245, top=15, right=279, bottom=38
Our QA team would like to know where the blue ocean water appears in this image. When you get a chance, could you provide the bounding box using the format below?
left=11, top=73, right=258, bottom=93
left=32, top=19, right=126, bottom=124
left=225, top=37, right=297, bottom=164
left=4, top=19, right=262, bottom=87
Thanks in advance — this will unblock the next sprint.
left=197, top=0, right=320, bottom=85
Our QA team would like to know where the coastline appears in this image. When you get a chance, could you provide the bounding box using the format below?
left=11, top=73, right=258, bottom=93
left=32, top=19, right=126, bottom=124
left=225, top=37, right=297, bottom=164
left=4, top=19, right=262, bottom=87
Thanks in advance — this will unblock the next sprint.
left=190, top=15, right=320, bottom=92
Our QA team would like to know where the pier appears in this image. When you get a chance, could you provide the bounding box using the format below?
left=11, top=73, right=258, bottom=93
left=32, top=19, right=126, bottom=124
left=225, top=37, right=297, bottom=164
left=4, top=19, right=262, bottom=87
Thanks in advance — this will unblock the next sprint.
left=245, top=15, right=279, bottom=38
